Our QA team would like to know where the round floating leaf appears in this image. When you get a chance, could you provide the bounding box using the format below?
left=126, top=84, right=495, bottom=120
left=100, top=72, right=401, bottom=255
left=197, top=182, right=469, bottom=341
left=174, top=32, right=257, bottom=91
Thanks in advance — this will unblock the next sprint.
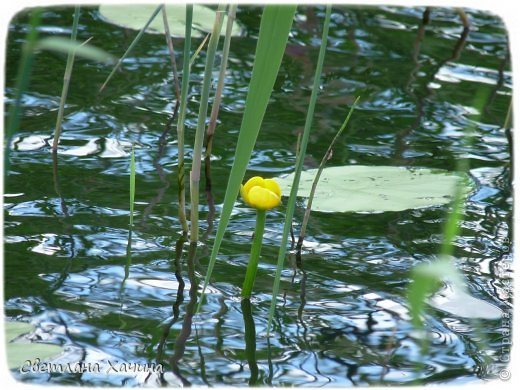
left=98, top=4, right=242, bottom=38
left=5, top=321, right=64, bottom=370
left=278, top=165, right=470, bottom=213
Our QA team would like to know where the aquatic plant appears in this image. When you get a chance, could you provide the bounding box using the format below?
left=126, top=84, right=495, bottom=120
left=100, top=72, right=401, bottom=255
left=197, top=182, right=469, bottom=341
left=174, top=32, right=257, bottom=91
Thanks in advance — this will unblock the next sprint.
left=197, top=5, right=297, bottom=311
left=204, top=4, right=238, bottom=192
left=267, top=4, right=332, bottom=335
left=407, top=89, right=500, bottom=355
left=176, top=5, right=193, bottom=236
left=189, top=5, right=225, bottom=244
left=240, top=176, right=282, bottom=298
left=129, top=145, right=136, bottom=227
left=296, top=96, right=359, bottom=251
left=52, top=6, right=80, bottom=153
left=99, top=5, right=164, bottom=92
left=4, top=9, right=41, bottom=173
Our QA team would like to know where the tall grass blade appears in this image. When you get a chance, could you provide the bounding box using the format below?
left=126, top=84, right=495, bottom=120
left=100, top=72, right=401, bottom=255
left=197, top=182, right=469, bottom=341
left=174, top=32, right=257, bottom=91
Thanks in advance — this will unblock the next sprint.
left=99, top=4, right=164, bottom=92
left=52, top=6, right=81, bottom=153
left=204, top=4, right=237, bottom=198
left=267, top=4, right=332, bottom=336
left=205, top=4, right=237, bottom=159
left=176, top=4, right=193, bottom=236
left=35, top=37, right=114, bottom=63
left=407, top=89, right=490, bottom=341
left=129, top=145, right=136, bottom=227
left=4, top=9, right=42, bottom=174
left=122, top=145, right=136, bottom=293
left=189, top=4, right=225, bottom=244
left=162, top=6, right=181, bottom=105
left=197, top=5, right=297, bottom=312
left=296, top=97, right=359, bottom=250
left=189, top=33, right=210, bottom=69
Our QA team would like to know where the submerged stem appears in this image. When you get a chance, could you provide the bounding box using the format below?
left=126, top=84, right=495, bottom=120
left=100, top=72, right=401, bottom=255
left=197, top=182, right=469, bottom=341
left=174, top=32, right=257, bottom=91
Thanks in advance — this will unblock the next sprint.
left=242, top=210, right=266, bottom=299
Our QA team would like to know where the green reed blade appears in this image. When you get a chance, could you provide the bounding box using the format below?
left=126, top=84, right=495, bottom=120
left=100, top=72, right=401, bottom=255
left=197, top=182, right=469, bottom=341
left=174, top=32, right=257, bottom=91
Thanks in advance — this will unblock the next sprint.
left=99, top=4, right=163, bottom=92
left=129, top=145, right=136, bottom=227
left=189, top=33, right=210, bottom=70
left=176, top=4, right=193, bottom=236
left=197, top=5, right=297, bottom=312
left=162, top=6, right=181, bottom=103
left=266, top=4, right=332, bottom=336
left=297, top=97, right=360, bottom=249
left=52, top=6, right=81, bottom=152
left=205, top=4, right=237, bottom=158
left=189, top=4, right=225, bottom=244
left=34, top=37, right=114, bottom=63
left=4, top=9, right=41, bottom=176
left=407, top=88, right=491, bottom=354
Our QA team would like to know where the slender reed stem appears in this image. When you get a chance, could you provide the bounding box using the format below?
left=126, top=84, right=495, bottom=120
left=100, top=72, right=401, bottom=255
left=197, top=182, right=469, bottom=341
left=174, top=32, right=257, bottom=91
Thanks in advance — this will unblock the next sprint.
left=176, top=4, right=193, bottom=236
left=52, top=149, right=69, bottom=217
left=190, top=33, right=210, bottom=69
left=99, top=4, right=164, bottom=92
left=129, top=145, right=136, bottom=227
left=296, top=97, right=359, bottom=250
left=196, top=5, right=297, bottom=313
left=161, top=6, right=181, bottom=104
left=204, top=4, right=237, bottom=195
left=503, top=98, right=512, bottom=129
left=242, top=210, right=266, bottom=299
left=189, top=5, right=225, bottom=244
left=205, top=4, right=237, bottom=160
left=267, top=5, right=332, bottom=336
left=52, top=6, right=80, bottom=153
left=5, top=9, right=41, bottom=175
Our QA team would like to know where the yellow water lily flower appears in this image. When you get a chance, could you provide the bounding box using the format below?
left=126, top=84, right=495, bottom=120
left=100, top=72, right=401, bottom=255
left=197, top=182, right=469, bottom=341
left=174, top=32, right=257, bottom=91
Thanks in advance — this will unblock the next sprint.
left=240, top=176, right=282, bottom=211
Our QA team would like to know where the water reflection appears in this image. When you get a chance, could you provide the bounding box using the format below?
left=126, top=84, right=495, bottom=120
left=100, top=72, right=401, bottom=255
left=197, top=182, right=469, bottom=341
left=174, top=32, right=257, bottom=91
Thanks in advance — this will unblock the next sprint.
left=241, top=299, right=259, bottom=385
left=156, top=236, right=185, bottom=364
left=141, top=116, right=173, bottom=230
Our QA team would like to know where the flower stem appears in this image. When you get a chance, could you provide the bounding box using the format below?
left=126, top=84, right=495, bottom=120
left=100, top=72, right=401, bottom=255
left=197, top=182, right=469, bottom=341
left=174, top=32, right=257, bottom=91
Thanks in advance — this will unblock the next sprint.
left=242, top=209, right=266, bottom=299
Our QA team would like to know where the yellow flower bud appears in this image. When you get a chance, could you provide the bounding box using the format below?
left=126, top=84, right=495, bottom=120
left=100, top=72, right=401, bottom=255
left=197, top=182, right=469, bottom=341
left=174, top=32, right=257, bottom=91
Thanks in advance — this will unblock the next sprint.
left=240, top=176, right=282, bottom=210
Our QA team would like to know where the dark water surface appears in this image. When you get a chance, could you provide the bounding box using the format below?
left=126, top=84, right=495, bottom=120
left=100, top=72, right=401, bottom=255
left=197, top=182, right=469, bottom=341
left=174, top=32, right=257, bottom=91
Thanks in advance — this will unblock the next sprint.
left=4, top=5, right=512, bottom=386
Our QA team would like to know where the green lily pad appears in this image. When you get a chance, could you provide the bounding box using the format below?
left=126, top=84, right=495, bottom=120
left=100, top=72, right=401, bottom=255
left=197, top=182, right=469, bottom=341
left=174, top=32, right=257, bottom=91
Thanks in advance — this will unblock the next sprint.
left=278, top=165, right=470, bottom=213
left=5, top=321, right=64, bottom=370
left=98, top=4, right=242, bottom=38
left=5, top=321, right=33, bottom=343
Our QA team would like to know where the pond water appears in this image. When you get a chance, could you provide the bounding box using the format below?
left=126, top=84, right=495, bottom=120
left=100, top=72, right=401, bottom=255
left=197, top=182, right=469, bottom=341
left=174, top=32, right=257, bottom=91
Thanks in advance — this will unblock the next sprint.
left=4, top=5, right=513, bottom=386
